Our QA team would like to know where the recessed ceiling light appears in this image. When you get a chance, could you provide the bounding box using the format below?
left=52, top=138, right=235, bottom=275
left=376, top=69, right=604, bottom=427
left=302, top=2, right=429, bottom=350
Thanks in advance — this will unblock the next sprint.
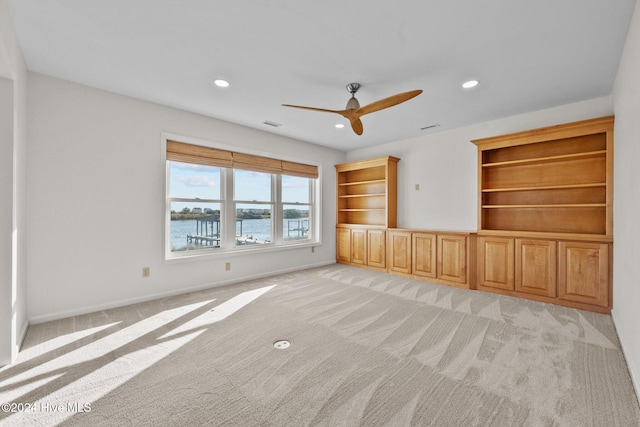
left=214, top=79, right=230, bottom=88
left=335, top=124, right=345, bottom=129
left=462, top=80, right=479, bottom=89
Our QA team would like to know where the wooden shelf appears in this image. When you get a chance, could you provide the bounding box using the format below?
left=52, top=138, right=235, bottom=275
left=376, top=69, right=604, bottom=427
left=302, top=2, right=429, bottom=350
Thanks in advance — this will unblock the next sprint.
left=473, top=116, right=613, bottom=237
left=338, top=179, right=386, bottom=186
left=335, top=156, right=399, bottom=228
left=482, top=183, right=606, bottom=193
left=339, top=193, right=385, bottom=198
left=482, top=150, right=606, bottom=168
left=482, top=204, right=606, bottom=209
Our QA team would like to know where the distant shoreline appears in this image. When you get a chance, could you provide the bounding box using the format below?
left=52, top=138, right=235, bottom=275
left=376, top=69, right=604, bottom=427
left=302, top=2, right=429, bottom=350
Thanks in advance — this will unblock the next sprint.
left=170, top=212, right=307, bottom=221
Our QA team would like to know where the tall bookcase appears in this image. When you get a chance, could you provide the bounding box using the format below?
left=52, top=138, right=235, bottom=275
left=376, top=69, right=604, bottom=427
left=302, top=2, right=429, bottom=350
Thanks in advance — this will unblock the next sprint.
left=472, top=116, right=614, bottom=313
left=335, top=156, right=399, bottom=227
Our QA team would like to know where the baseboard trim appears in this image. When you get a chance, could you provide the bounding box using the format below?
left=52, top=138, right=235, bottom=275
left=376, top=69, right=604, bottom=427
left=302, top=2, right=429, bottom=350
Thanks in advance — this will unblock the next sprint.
left=28, top=261, right=336, bottom=325
left=18, top=320, right=29, bottom=351
left=611, top=309, right=640, bottom=408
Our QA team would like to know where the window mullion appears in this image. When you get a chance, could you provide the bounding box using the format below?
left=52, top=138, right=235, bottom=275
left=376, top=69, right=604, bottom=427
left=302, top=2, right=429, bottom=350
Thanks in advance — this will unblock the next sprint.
left=223, top=168, right=235, bottom=248
left=274, top=174, right=282, bottom=244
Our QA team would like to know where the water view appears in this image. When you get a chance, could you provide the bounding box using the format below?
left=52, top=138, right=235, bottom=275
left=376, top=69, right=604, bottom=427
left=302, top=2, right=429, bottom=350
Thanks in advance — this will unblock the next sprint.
left=170, top=217, right=309, bottom=251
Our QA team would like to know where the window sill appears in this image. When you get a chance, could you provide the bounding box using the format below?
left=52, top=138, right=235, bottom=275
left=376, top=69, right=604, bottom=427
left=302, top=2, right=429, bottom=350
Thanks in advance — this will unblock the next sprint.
left=163, top=240, right=321, bottom=263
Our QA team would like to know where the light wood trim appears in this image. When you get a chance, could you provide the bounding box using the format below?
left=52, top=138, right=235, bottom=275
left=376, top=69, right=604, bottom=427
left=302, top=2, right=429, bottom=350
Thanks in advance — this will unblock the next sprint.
left=605, top=125, right=614, bottom=236
left=335, top=156, right=400, bottom=172
left=471, top=116, right=614, bottom=149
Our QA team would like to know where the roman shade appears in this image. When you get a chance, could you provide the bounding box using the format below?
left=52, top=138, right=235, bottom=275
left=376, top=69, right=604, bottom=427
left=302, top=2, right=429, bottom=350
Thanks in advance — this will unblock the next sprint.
left=166, top=140, right=318, bottom=178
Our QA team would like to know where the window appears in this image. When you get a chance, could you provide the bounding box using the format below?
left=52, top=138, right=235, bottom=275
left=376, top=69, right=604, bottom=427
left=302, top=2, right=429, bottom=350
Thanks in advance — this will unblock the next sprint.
left=165, top=139, right=319, bottom=257
left=168, top=162, right=223, bottom=253
left=234, top=169, right=273, bottom=245
left=281, top=174, right=312, bottom=242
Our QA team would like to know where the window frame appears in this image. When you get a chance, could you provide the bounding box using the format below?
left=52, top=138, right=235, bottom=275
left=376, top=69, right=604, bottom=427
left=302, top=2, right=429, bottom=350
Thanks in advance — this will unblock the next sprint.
left=163, top=134, right=321, bottom=260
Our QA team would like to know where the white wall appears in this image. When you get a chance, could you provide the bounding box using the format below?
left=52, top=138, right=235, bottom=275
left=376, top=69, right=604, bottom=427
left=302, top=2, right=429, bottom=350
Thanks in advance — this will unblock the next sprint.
left=26, top=72, right=345, bottom=322
left=612, top=0, right=640, bottom=398
left=0, top=77, right=14, bottom=366
left=0, top=0, right=28, bottom=366
left=347, top=96, right=613, bottom=231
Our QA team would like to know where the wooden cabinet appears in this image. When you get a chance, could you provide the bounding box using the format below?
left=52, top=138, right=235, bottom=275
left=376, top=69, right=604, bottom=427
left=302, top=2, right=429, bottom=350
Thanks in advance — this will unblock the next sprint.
left=388, top=230, right=412, bottom=275
left=387, top=230, right=474, bottom=288
left=438, top=234, right=467, bottom=284
left=558, top=241, right=609, bottom=308
left=367, top=229, right=386, bottom=268
left=478, top=236, right=514, bottom=291
left=336, top=226, right=386, bottom=270
left=336, top=227, right=351, bottom=263
left=351, top=228, right=367, bottom=265
left=515, top=239, right=556, bottom=298
left=412, top=232, right=436, bottom=278
left=336, top=156, right=399, bottom=228
left=472, top=117, right=614, bottom=313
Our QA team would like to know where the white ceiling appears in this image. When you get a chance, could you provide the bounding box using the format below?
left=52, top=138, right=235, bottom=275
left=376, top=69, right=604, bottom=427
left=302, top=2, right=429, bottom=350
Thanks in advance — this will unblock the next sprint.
left=7, top=0, right=636, bottom=151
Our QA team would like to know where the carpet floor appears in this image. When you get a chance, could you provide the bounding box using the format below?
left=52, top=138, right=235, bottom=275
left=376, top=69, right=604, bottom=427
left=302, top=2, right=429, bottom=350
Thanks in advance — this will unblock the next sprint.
left=1, top=264, right=639, bottom=426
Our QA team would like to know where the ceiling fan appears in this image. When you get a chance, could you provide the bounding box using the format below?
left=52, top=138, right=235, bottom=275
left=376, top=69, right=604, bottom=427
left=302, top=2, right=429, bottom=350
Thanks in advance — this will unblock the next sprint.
left=282, top=83, right=422, bottom=135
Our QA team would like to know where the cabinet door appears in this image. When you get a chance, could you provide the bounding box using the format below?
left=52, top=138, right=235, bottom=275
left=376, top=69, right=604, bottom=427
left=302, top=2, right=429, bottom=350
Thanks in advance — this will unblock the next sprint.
left=438, top=234, right=467, bottom=284
left=515, top=239, right=556, bottom=297
left=412, top=232, right=436, bottom=278
left=336, top=228, right=351, bottom=263
left=351, top=229, right=367, bottom=265
left=388, top=230, right=412, bottom=274
left=478, top=236, right=514, bottom=290
left=558, top=241, right=609, bottom=307
left=367, top=229, right=386, bottom=268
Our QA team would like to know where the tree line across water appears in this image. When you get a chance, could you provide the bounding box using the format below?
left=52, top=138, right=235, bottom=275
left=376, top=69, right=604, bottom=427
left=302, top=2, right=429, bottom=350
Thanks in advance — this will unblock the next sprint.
left=170, top=208, right=308, bottom=221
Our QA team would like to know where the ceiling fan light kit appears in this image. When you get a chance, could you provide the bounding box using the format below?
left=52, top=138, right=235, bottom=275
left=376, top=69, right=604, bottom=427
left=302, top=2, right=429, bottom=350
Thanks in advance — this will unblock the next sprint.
left=283, top=83, right=422, bottom=135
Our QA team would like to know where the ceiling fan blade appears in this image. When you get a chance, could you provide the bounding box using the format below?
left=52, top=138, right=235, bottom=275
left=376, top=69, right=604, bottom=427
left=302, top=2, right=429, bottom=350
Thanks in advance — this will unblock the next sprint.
left=349, top=117, right=364, bottom=135
left=356, top=89, right=423, bottom=116
left=281, top=104, right=343, bottom=115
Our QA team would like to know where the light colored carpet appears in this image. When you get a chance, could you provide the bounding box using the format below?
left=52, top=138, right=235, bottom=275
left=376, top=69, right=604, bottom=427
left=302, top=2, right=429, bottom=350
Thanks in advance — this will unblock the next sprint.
left=1, top=264, right=639, bottom=426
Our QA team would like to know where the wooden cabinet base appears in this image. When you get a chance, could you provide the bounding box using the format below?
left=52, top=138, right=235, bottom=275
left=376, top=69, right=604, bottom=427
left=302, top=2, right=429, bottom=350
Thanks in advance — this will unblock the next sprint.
left=476, top=233, right=612, bottom=314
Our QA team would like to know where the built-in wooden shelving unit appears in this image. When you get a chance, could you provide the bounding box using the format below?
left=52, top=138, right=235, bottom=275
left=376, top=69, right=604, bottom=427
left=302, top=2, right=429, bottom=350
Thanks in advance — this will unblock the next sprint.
left=336, top=156, right=399, bottom=227
left=472, top=116, right=614, bottom=313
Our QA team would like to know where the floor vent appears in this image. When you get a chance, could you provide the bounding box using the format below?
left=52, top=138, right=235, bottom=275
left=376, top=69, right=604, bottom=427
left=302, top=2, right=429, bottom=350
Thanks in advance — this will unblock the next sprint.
left=273, top=340, right=290, bottom=349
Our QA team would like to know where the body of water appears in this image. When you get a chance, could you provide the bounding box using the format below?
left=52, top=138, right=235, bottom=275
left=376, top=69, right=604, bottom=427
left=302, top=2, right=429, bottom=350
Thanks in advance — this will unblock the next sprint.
left=170, top=218, right=308, bottom=251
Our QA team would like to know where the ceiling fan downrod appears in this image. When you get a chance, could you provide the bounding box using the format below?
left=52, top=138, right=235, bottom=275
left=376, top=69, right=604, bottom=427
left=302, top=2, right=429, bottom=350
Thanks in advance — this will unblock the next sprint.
left=345, top=83, right=361, bottom=110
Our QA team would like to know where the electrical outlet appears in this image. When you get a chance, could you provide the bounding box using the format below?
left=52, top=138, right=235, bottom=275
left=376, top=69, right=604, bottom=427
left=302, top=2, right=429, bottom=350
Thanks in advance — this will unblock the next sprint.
left=311, top=246, right=315, bottom=253
left=142, top=267, right=150, bottom=278
left=225, top=262, right=231, bottom=271
left=415, top=183, right=420, bottom=191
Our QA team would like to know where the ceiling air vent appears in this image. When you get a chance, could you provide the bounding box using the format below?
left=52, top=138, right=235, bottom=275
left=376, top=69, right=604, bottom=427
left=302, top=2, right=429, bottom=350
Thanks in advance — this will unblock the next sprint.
left=263, top=120, right=282, bottom=128
left=421, top=124, right=440, bottom=131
